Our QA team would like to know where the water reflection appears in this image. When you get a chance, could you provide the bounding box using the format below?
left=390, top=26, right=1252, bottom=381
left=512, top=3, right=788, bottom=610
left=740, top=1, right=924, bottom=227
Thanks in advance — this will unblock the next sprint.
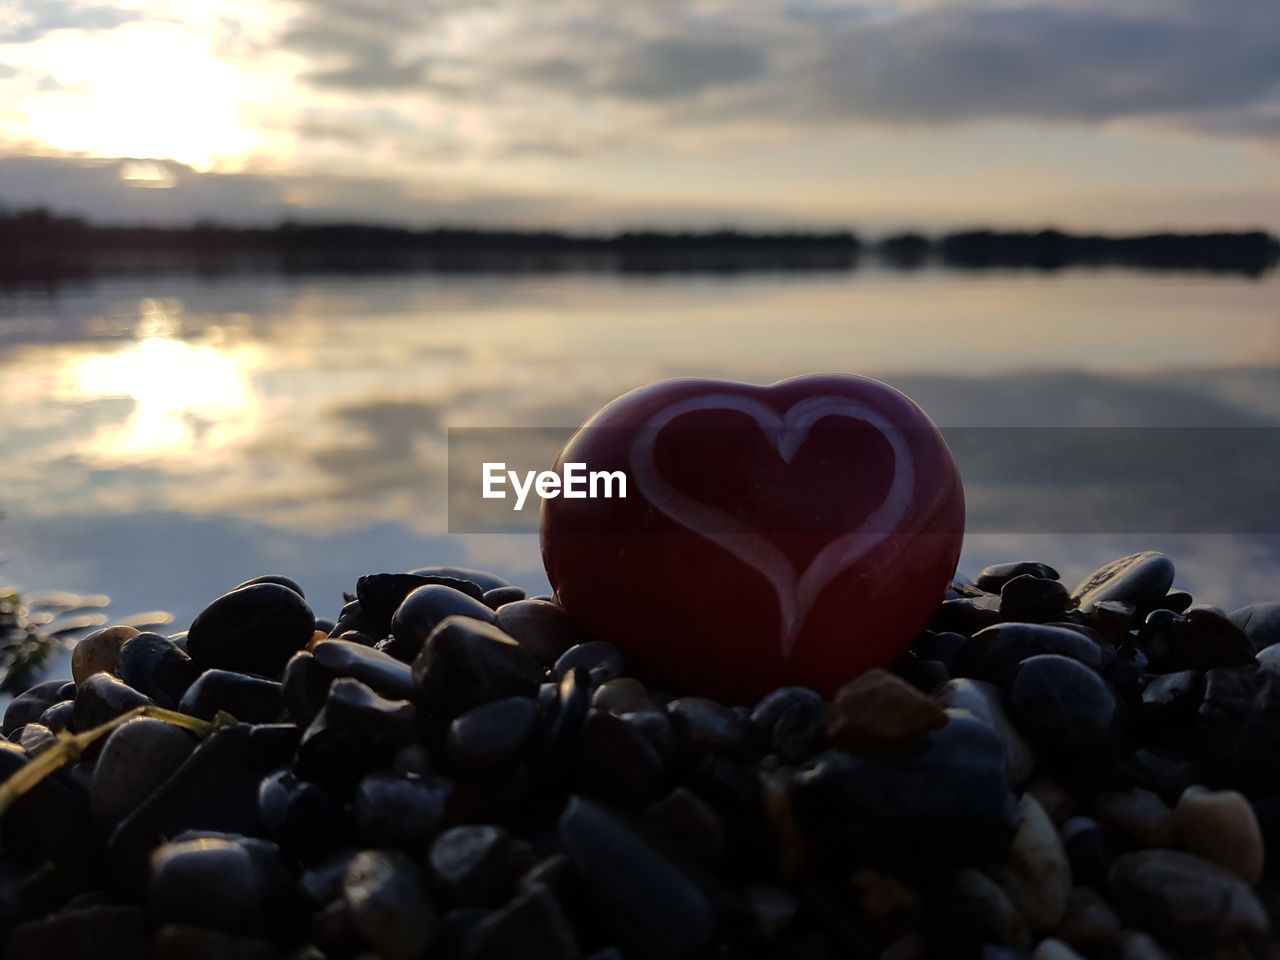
left=0, top=269, right=1278, bottom=631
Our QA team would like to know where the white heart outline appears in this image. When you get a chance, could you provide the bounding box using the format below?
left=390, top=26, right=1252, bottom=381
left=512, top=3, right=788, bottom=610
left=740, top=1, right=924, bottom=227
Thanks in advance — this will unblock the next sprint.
left=628, top=393, right=915, bottom=658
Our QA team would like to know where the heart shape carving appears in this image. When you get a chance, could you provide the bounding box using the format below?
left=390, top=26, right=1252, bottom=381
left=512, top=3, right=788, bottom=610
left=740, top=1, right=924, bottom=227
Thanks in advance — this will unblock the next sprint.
left=628, top=393, right=915, bottom=656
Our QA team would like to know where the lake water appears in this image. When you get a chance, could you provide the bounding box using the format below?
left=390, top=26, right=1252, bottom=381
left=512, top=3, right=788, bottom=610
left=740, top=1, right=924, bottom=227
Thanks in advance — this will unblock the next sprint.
left=2, top=266, right=1278, bottom=645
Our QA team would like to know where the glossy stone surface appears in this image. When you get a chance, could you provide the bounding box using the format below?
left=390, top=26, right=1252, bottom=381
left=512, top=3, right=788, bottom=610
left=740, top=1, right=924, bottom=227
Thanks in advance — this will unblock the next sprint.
left=541, top=375, right=964, bottom=702
left=186, top=582, right=315, bottom=678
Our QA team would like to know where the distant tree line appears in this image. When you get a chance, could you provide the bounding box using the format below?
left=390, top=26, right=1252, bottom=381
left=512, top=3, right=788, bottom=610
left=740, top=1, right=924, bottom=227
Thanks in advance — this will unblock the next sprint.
left=0, top=205, right=1275, bottom=281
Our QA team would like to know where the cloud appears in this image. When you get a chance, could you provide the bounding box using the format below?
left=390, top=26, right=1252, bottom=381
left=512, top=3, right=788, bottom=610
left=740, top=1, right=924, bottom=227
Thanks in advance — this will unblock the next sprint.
left=603, top=37, right=768, bottom=101
left=280, top=0, right=444, bottom=91
left=0, top=0, right=142, bottom=43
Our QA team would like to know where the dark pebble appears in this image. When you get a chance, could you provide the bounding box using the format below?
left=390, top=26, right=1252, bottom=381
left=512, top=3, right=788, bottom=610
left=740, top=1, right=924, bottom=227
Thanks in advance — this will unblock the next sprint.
left=409, top=565, right=509, bottom=592
left=1230, top=602, right=1280, bottom=651
left=153, top=924, right=283, bottom=960
left=281, top=651, right=331, bottom=728
left=554, top=641, right=624, bottom=685
left=977, top=561, right=1061, bottom=593
left=234, top=573, right=305, bottom=598
left=447, top=696, right=539, bottom=774
left=312, top=638, right=416, bottom=700
left=1007, top=654, right=1120, bottom=756
left=343, top=848, right=435, bottom=960
left=1071, top=551, right=1176, bottom=616
left=37, top=699, right=75, bottom=733
left=357, top=572, right=485, bottom=639
left=998, top=575, right=1069, bottom=623
left=577, top=709, right=666, bottom=804
left=295, top=678, right=418, bottom=792
left=912, top=632, right=968, bottom=669
left=257, top=768, right=341, bottom=858
left=178, top=669, right=283, bottom=723
left=467, top=882, right=580, bottom=960
left=6, top=904, right=147, bottom=960
left=149, top=835, right=290, bottom=935
left=114, top=632, right=202, bottom=709
left=1167, top=608, right=1256, bottom=670
left=91, top=717, right=195, bottom=829
left=930, top=595, right=1003, bottom=635
left=1061, top=816, right=1110, bottom=890
left=1198, top=665, right=1280, bottom=793
left=4, top=678, right=75, bottom=735
left=73, top=672, right=155, bottom=730
left=495, top=599, right=586, bottom=666
left=186, top=583, right=315, bottom=678
left=0, top=741, right=100, bottom=883
left=669, top=696, right=751, bottom=759
left=954, top=622, right=1103, bottom=686
left=413, top=616, right=544, bottom=718
left=482, top=585, right=526, bottom=609
left=388, top=584, right=496, bottom=662
left=355, top=769, right=452, bottom=848
left=429, top=824, right=515, bottom=907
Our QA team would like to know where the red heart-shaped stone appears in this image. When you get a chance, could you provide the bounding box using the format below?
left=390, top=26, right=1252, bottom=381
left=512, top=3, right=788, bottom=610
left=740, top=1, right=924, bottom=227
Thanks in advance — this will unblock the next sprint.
left=540, top=374, right=964, bottom=703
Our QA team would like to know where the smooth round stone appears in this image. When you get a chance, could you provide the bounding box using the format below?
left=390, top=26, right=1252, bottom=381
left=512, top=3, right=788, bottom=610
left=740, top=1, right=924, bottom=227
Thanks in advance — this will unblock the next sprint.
left=467, top=883, right=580, bottom=960
left=3, top=678, right=75, bottom=735
left=986, top=794, right=1070, bottom=930
left=186, top=583, right=315, bottom=678
left=91, top=717, right=195, bottom=828
left=825, top=668, right=947, bottom=749
left=38, top=699, right=75, bottom=733
left=977, top=561, right=1061, bottom=593
left=72, top=625, right=139, bottom=686
left=389, top=584, right=496, bottom=660
left=912, top=631, right=968, bottom=669
left=150, top=836, right=288, bottom=934
left=6, top=905, right=148, bottom=960
left=18, top=721, right=57, bottom=756
left=72, top=672, right=156, bottom=730
left=577, top=709, right=666, bottom=804
left=954, top=623, right=1103, bottom=686
left=934, top=678, right=1035, bottom=786
left=770, top=694, right=828, bottom=763
left=1139, top=670, right=1204, bottom=725
left=1061, top=816, right=1109, bottom=890
left=295, top=679, right=419, bottom=791
left=541, top=375, right=965, bottom=703
left=1007, top=655, right=1119, bottom=756
left=177, top=669, right=284, bottom=723
left=999, top=575, right=1069, bottom=623
left=650, top=785, right=727, bottom=865
left=591, top=677, right=657, bottom=716
left=1052, top=886, right=1120, bottom=954
left=750, top=685, right=824, bottom=730
left=1229, top=602, right=1280, bottom=651
left=482, top=585, right=526, bottom=609
left=410, top=565, right=510, bottom=592
left=1032, top=939, right=1086, bottom=960
left=935, top=868, right=1030, bottom=950
left=312, top=638, right=415, bottom=700
left=1071, top=552, right=1176, bottom=616
left=115, top=632, right=202, bottom=709
left=257, top=768, right=340, bottom=858
left=495, top=600, right=585, bottom=667
left=357, top=572, right=485, bottom=639
left=412, top=616, right=544, bottom=718
left=153, top=925, right=280, bottom=960
left=233, top=574, right=305, bottom=598
left=553, top=641, right=624, bottom=684
left=429, top=825, right=515, bottom=907
left=355, top=770, right=452, bottom=848
left=343, top=849, right=436, bottom=960
left=1167, top=609, right=1256, bottom=671
left=447, top=696, right=539, bottom=773
left=1257, top=643, right=1280, bottom=672
left=1107, top=849, right=1267, bottom=950
left=558, top=796, right=714, bottom=956
left=1172, top=786, right=1263, bottom=885
left=1092, top=788, right=1173, bottom=850
left=668, top=696, right=751, bottom=758
left=535, top=668, right=592, bottom=789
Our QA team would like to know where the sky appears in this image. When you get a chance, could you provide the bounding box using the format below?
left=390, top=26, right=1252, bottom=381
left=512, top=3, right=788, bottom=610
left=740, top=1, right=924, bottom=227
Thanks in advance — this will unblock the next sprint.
left=1, top=0, right=1279, bottom=231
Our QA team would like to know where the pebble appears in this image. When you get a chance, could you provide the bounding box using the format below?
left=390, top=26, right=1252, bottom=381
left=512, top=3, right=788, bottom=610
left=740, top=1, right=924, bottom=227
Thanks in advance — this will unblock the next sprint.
left=590, top=677, right=656, bottom=716
left=825, top=668, right=947, bottom=750
left=343, top=849, right=436, bottom=960
left=71, top=624, right=139, bottom=685
left=1071, top=551, right=1176, bottom=616
left=999, top=575, right=1070, bottom=623
left=668, top=695, right=751, bottom=757
left=1052, top=885, right=1120, bottom=953
left=186, top=583, right=315, bottom=678
left=977, top=561, right=1061, bottom=593
left=955, top=623, right=1104, bottom=685
left=72, top=672, right=155, bottom=730
left=1107, top=849, right=1268, bottom=949
left=296, top=678, right=418, bottom=791
left=650, top=785, right=726, bottom=865
left=38, top=699, right=74, bottom=733
left=1060, top=816, right=1110, bottom=889
left=355, top=769, right=452, bottom=848
left=495, top=599, right=585, bottom=666
left=388, top=584, right=496, bottom=661
left=429, top=824, right=516, bottom=907
left=447, top=696, right=540, bottom=773
left=1167, top=608, right=1256, bottom=670
left=3, top=677, right=74, bottom=734
left=17, top=721, right=56, bottom=755
left=1007, top=655, right=1119, bottom=757
left=5, top=905, right=148, bottom=960
left=553, top=640, right=624, bottom=684
left=934, top=678, right=1036, bottom=785
left=1031, top=939, right=1085, bottom=960
left=0, top=741, right=100, bottom=883
left=281, top=650, right=331, bottom=728
left=178, top=669, right=283, bottom=723
left=358, top=572, right=485, bottom=637
left=149, top=835, right=289, bottom=935
left=1116, top=929, right=1173, bottom=960
left=987, top=793, right=1071, bottom=929
left=911, top=631, right=967, bottom=669
left=257, top=768, right=340, bottom=858
left=153, top=925, right=282, bottom=960
left=235, top=573, right=305, bottom=597
left=558, top=796, right=714, bottom=957
left=482, top=585, right=526, bottom=609
left=849, top=867, right=920, bottom=938
left=577, top=708, right=666, bottom=804
left=1171, top=785, right=1263, bottom=884
left=91, top=716, right=195, bottom=828
left=467, top=882, right=580, bottom=960
left=1230, top=602, right=1280, bottom=650
left=312, top=638, right=416, bottom=700
left=935, top=868, right=1030, bottom=950
left=1258, top=642, right=1280, bottom=672
left=413, top=616, right=544, bottom=718
left=409, top=565, right=510, bottom=592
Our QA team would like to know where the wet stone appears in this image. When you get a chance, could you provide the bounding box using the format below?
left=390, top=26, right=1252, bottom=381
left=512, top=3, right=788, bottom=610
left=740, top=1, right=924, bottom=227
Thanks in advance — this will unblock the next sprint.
left=257, top=768, right=340, bottom=859
left=977, top=561, right=1061, bottom=593
left=358, top=572, right=485, bottom=640
left=296, top=678, right=418, bottom=792
left=591, top=677, right=656, bottom=716
left=178, top=669, right=283, bottom=723
left=770, top=694, right=829, bottom=763
left=825, top=668, right=947, bottom=750
left=495, top=599, right=585, bottom=666
left=648, top=785, right=726, bottom=865
left=1230, top=602, right=1280, bottom=651
left=355, top=769, right=452, bottom=848
left=482, top=585, right=526, bottom=609
left=413, top=616, right=544, bottom=718
left=38, top=699, right=75, bottom=733
left=1172, top=785, right=1263, bottom=885
left=312, top=638, right=415, bottom=700
left=987, top=794, right=1071, bottom=930
left=1107, top=849, right=1268, bottom=950
left=429, top=825, right=515, bottom=908
left=149, top=835, right=290, bottom=935
left=18, top=721, right=56, bottom=755
left=930, top=595, right=1003, bottom=636
left=343, top=849, right=435, bottom=960
left=410, top=565, right=509, bottom=592
left=71, top=625, right=138, bottom=686
left=447, top=695, right=539, bottom=774
left=73, top=672, right=155, bottom=730
left=1061, top=816, right=1110, bottom=891
left=999, top=575, right=1070, bottom=623
left=1138, top=669, right=1204, bottom=728
left=535, top=668, right=592, bottom=792
left=669, top=696, right=751, bottom=758
left=281, top=651, right=331, bottom=728
left=6, top=904, right=148, bottom=960
left=554, top=641, right=624, bottom=685
left=388, top=584, right=496, bottom=662
left=1007, top=654, right=1119, bottom=757
left=235, top=573, right=305, bottom=597
left=912, top=631, right=968, bottom=669
left=467, top=882, right=580, bottom=960
left=1198, top=665, right=1280, bottom=793
left=1092, top=788, right=1173, bottom=850
left=0, top=741, right=100, bottom=883
left=1167, top=608, right=1256, bottom=671
left=937, top=678, right=1036, bottom=786
left=1071, top=552, right=1176, bottom=616
left=91, top=716, right=195, bottom=829
left=186, top=583, right=315, bottom=678
left=954, top=623, right=1103, bottom=686
left=577, top=708, right=666, bottom=804
left=558, top=796, right=715, bottom=957
left=4, top=678, right=74, bottom=735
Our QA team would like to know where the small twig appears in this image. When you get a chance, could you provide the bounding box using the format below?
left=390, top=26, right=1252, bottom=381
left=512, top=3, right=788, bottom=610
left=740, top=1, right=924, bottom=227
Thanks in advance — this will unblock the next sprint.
left=0, top=704, right=227, bottom=816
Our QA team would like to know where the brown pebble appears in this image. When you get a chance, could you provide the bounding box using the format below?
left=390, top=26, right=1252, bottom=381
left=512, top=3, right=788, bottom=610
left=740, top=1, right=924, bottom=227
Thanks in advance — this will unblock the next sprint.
left=826, top=668, right=948, bottom=749
left=1172, top=785, right=1264, bottom=885
left=762, top=772, right=810, bottom=885
left=72, top=625, right=139, bottom=686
